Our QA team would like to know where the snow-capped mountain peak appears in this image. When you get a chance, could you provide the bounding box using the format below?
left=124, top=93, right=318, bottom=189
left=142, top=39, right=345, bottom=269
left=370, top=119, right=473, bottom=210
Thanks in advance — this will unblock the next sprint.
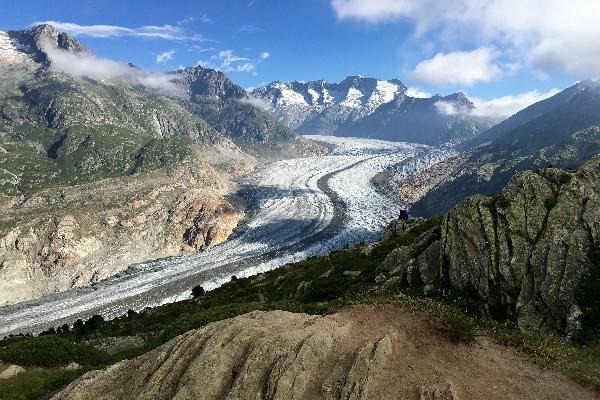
left=0, top=31, right=34, bottom=67
left=252, top=76, right=407, bottom=132
left=252, top=75, right=495, bottom=144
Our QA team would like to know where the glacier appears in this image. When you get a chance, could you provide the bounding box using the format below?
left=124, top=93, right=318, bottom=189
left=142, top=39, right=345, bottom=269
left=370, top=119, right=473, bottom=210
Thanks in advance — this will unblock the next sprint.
left=0, top=136, right=451, bottom=336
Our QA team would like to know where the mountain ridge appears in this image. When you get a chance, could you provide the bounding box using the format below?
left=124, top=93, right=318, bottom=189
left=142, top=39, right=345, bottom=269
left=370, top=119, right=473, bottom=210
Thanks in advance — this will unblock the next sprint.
left=253, top=76, right=496, bottom=145
left=411, top=81, right=600, bottom=216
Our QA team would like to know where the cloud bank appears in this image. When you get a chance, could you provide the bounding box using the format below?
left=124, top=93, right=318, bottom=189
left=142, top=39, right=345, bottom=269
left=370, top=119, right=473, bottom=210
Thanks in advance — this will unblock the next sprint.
left=330, top=0, right=600, bottom=79
left=411, top=48, right=502, bottom=86
left=41, top=40, right=182, bottom=96
left=34, top=21, right=206, bottom=41
left=435, top=88, right=560, bottom=119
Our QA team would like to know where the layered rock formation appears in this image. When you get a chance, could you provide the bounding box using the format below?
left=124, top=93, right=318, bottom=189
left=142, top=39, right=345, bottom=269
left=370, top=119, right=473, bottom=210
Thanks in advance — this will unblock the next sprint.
left=0, top=157, right=251, bottom=306
left=382, top=157, right=600, bottom=335
left=52, top=305, right=596, bottom=400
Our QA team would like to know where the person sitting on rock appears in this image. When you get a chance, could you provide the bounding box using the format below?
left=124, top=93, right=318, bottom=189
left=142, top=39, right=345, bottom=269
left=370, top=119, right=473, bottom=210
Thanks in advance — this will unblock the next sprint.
left=399, top=209, right=409, bottom=221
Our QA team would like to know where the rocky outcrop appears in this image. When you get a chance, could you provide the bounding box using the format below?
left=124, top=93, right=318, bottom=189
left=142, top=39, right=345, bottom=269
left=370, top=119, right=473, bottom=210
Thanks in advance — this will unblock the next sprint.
left=175, top=66, right=247, bottom=100
left=52, top=305, right=597, bottom=400
left=0, top=160, right=248, bottom=306
left=0, top=364, right=25, bottom=380
left=382, top=157, right=600, bottom=335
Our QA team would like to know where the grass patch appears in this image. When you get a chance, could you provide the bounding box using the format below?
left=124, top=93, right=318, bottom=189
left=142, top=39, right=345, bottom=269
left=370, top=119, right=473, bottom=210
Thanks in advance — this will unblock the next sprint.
left=0, top=336, right=110, bottom=368
left=0, top=367, right=85, bottom=400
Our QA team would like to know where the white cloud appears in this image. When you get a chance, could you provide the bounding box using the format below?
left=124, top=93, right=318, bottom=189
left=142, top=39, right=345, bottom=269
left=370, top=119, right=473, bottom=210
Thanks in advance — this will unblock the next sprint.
left=238, top=24, right=264, bottom=34
left=411, top=48, right=502, bottom=86
left=470, top=89, right=560, bottom=118
left=188, top=45, right=215, bottom=53
left=33, top=21, right=206, bottom=41
left=433, top=100, right=471, bottom=116
left=330, top=0, right=600, bottom=79
left=259, top=51, right=270, bottom=60
left=238, top=96, right=270, bottom=110
left=41, top=39, right=182, bottom=96
left=199, top=49, right=260, bottom=75
left=405, top=87, right=431, bottom=98
left=198, top=14, right=214, bottom=24
left=156, top=50, right=175, bottom=63
left=219, top=50, right=248, bottom=67
left=435, top=88, right=560, bottom=119
left=330, top=0, right=418, bottom=22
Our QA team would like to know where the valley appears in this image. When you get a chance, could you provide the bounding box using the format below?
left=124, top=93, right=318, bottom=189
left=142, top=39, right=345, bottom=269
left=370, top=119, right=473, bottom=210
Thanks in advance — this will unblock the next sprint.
left=0, top=136, right=449, bottom=337
left=0, top=15, right=599, bottom=399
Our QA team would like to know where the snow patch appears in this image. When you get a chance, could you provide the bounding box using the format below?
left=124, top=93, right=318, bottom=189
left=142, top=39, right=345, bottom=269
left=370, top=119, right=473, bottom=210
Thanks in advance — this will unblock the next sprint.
left=274, top=83, right=308, bottom=106
left=0, top=31, right=34, bottom=66
left=307, top=88, right=320, bottom=104
left=340, top=87, right=364, bottom=108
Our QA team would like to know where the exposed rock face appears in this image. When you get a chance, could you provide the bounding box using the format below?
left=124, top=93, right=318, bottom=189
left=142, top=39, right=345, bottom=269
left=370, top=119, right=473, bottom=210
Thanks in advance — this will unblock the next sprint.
left=383, top=157, right=600, bottom=335
left=175, top=66, right=246, bottom=100
left=52, top=305, right=597, bottom=400
left=0, top=159, right=249, bottom=306
left=444, top=158, right=599, bottom=333
left=0, top=364, right=25, bottom=380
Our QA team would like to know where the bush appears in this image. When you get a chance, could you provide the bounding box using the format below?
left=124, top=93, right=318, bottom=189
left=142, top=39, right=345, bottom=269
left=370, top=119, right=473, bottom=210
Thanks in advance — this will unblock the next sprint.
left=191, top=285, right=205, bottom=298
left=494, top=194, right=511, bottom=209
left=544, top=197, right=558, bottom=210
left=0, top=336, right=110, bottom=367
left=0, top=367, right=84, bottom=400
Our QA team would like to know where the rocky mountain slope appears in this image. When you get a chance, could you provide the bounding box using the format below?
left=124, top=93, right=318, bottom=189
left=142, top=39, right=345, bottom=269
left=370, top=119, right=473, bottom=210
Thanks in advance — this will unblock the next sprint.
left=52, top=305, right=596, bottom=400
left=0, top=157, right=250, bottom=306
left=343, top=92, right=494, bottom=146
left=410, top=81, right=600, bottom=216
left=463, top=80, right=600, bottom=149
left=0, top=24, right=319, bottom=305
left=175, top=66, right=320, bottom=158
left=252, top=77, right=495, bottom=145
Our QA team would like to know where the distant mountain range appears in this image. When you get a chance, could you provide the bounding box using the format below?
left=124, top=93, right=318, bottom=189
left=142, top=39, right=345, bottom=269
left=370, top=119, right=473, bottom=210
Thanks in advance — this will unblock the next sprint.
left=252, top=76, right=496, bottom=145
left=412, top=80, right=600, bottom=216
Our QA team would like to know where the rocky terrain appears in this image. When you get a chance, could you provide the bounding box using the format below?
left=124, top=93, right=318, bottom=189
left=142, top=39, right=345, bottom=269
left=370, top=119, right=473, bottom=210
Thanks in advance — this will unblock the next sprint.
left=52, top=305, right=597, bottom=400
left=0, top=155, right=251, bottom=306
left=373, top=152, right=461, bottom=206
left=252, top=77, right=495, bottom=145
left=412, top=80, right=600, bottom=216
left=384, top=156, right=600, bottom=335
left=175, top=66, right=322, bottom=159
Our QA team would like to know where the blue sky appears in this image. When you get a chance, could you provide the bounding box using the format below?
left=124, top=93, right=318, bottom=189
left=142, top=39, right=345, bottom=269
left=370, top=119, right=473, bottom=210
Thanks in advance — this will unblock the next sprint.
left=1, top=0, right=596, bottom=115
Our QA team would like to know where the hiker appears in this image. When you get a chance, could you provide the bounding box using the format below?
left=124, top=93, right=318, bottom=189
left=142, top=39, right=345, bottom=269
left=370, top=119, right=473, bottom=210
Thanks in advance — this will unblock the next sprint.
left=399, top=208, right=409, bottom=221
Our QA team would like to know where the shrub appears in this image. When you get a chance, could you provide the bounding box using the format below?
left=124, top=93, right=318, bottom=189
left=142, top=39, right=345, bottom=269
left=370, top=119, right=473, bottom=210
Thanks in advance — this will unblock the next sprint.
left=0, top=336, right=110, bottom=367
left=544, top=197, right=558, bottom=210
left=191, top=285, right=206, bottom=298
left=494, top=194, right=511, bottom=209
